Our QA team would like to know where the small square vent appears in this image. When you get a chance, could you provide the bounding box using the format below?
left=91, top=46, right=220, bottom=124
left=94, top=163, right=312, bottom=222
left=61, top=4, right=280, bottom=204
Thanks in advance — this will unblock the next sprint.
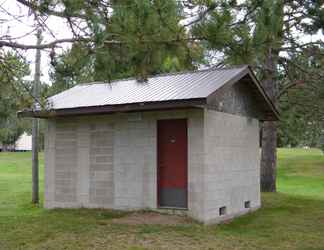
left=219, top=206, right=227, bottom=216
left=244, top=201, right=251, bottom=208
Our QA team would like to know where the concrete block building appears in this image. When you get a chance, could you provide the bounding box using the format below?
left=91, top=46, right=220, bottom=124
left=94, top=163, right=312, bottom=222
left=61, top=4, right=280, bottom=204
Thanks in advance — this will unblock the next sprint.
left=20, top=65, right=278, bottom=224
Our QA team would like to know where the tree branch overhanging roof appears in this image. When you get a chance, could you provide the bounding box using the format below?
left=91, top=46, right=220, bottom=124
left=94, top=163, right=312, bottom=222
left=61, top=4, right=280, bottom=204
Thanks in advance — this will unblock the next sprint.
left=18, top=65, right=279, bottom=120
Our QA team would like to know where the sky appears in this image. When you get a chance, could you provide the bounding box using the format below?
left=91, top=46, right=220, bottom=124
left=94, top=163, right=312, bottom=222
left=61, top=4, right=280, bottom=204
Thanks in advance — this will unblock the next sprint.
left=1, top=0, right=73, bottom=83
left=1, top=1, right=323, bottom=85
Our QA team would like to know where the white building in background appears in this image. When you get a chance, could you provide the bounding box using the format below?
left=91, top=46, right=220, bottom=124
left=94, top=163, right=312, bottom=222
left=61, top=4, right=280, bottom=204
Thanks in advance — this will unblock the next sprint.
left=0, top=132, right=32, bottom=152
left=15, top=132, right=32, bottom=151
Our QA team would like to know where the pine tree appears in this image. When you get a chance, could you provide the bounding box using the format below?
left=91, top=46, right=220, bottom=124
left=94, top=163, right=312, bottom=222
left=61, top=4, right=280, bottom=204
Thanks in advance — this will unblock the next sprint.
left=49, top=0, right=203, bottom=92
left=0, top=52, right=31, bottom=149
left=192, top=0, right=323, bottom=191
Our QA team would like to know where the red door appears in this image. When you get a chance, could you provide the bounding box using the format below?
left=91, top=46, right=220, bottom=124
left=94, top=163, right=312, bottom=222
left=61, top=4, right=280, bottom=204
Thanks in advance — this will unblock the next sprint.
left=157, top=119, right=187, bottom=208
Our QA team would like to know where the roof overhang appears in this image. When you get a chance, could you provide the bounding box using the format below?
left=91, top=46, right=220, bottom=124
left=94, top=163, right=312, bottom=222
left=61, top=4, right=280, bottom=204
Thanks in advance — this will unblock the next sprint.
left=245, top=66, right=280, bottom=121
left=18, top=98, right=206, bottom=118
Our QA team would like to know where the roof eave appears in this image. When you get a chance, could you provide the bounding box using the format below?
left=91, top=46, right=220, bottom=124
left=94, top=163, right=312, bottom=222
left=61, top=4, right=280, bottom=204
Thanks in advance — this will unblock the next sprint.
left=18, top=98, right=207, bottom=118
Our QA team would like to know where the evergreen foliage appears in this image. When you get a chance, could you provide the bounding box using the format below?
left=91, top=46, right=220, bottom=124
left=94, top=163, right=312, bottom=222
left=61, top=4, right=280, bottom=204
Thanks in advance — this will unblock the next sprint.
left=0, top=52, right=31, bottom=148
left=50, top=0, right=204, bottom=94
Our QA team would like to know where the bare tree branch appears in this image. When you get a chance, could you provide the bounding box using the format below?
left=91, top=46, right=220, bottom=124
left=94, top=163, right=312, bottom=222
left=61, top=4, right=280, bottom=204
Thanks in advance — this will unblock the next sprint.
left=0, top=37, right=91, bottom=49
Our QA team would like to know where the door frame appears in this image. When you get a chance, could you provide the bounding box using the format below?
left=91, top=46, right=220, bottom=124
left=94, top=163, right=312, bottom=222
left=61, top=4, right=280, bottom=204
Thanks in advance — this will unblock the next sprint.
left=156, top=118, right=188, bottom=209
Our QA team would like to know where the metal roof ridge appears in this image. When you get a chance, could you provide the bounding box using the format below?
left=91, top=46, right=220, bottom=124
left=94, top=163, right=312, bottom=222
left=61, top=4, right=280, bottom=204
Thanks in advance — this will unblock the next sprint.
left=78, top=65, right=249, bottom=86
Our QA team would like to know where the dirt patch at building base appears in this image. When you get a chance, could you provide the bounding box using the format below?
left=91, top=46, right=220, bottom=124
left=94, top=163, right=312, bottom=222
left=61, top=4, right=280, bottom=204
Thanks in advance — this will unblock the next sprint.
left=111, top=211, right=193, bottom=225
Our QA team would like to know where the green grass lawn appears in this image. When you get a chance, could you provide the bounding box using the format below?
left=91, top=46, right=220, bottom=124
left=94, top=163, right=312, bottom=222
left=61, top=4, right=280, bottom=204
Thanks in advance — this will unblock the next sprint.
left=1, top=149, right=324, bottom=249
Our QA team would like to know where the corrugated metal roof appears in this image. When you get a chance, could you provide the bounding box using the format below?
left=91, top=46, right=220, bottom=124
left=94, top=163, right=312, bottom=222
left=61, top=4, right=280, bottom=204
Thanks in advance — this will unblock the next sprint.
left=47, top=65, right=248, bottom=110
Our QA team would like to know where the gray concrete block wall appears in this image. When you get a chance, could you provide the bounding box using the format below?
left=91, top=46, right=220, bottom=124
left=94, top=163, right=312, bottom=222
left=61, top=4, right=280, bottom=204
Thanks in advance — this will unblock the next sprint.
left=113, top=113, right=154, bottom=209
left=203, top=109, right=261, bottom=224
left=44, top=119, right=55, bottom=208
left=76, top=120, right=91, bottom=206
left=44, top=108, right=260, bottom=224
left=44, top=109, right=206, bottom=221
left=89, top=123, right=114, bottom=206
left=54, top=120, right=78, bottom=204
left=186, top=110, right=205, bottom=221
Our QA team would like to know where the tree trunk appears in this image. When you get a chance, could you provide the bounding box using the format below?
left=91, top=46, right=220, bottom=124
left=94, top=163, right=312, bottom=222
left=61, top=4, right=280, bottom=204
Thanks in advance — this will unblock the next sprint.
left=261, top=121, right=277, bottom=192
left=261, top=48, right=279, bottom=192
left=2, top=144, right=8, bottom=152
left=32, top=27, right=42, bottom=204
left=32, top=118, right=39, bottom=204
